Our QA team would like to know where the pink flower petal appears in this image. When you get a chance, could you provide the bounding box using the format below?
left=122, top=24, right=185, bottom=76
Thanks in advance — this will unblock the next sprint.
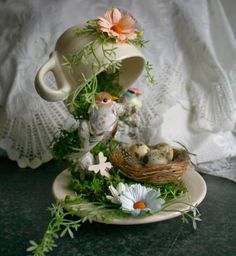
left=117, top=34, right=127, bottom=42
left=119, top=14, right=135, bottom=29
left=97, top=8, right=138, bottom=42
left=121, top=28, right=135, bottom=34
left=98, top=21, right=112, bottom=29
left=111, top=8, right=122, bottom=24
left=104, top=9, right=113, bottom=24
left=108, top=30, right=119, bottom=37
left=97, top=17, right=112, bottom=27
left=126, top=32, right=138, bottom=40
left=99, top=27, right=111, bottom=33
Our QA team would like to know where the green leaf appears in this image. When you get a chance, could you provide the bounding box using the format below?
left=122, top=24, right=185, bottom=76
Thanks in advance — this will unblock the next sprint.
left=27, top=202, right=82, bottom=256
left=86, top=19, right=98, bottom=25
left=26, top=241, right=38, bottom=251
left=144, top=61, right=157, bottom=85
left=68, top=228, right=74, bottom=238
left=60, top=228, right=68, bottom=238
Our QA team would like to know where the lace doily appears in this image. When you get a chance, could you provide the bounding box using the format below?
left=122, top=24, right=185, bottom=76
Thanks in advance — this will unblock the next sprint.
left=1, top=0, right=236, bottom=176
left=0, top=103, right=72, bottom=168
left=199, top=157, right=236, bottom=182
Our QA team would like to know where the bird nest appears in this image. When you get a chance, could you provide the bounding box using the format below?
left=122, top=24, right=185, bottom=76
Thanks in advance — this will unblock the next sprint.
left=109, top=146, right=191, bottom=184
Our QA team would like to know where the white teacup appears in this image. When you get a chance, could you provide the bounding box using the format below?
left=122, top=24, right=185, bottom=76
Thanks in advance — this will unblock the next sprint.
left=35, top=25, right=145, bottom=102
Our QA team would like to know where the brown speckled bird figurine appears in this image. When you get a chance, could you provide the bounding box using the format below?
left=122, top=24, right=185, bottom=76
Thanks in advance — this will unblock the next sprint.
left=89, top=92, right=118, bottom=137
left=78, top=92, right=118, bottom=154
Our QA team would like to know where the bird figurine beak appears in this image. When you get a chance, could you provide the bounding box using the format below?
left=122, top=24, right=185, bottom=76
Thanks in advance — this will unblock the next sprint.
left=133, top=88, right=142, bottom=96
left=111, top=95, right=118, bottom=101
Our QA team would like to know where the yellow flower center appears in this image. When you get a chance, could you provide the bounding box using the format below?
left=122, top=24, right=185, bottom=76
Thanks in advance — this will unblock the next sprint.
left=133, top=201, right=146, bottom=209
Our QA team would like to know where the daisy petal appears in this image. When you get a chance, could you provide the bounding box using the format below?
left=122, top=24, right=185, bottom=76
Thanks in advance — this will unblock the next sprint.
left=148, top=198, right=165, bottom=212
left=118, top=184, right=164, bottom=216
left=119, top=194, right=134, bottom=210
left=132, top=209, right=141, bottom=217
left=121, top=190, right=136, bottom=203
left=145, top=190, right=158, bottom=203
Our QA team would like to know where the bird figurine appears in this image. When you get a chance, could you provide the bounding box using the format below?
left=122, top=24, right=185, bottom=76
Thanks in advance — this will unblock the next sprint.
left=120, top=88, right=142, bottom=108
left=89, top=92, right=118, bottom=138
left=76, top=92, right=118, bottom=162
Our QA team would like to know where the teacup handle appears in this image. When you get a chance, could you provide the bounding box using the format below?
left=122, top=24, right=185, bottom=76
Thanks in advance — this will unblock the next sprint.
left=35, top=51, right=71, bottom=101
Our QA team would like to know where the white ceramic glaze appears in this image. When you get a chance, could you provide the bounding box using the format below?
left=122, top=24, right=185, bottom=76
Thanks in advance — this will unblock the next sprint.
left=52, top=167, right=207, bottom=225
left=35, top=25, right=145, bottom=102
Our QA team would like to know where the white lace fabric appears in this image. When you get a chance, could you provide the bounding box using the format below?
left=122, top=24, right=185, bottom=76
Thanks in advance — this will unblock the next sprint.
left=1, top=0, right=236, bottom=181
left=0, top=102, right=71, bottom=168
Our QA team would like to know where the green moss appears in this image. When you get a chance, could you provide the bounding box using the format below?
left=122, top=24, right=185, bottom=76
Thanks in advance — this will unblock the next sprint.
left=90, top=140, right=121, bottom=157
left=50, top=129, right=80, bottom=160
left=96, top=70, right=123, bottom=97
left=71, top=75, right=98, bottom=120
left=70, top=164, right=186, bottom=204
left=70, top=164, right=125, bottom=203
left=148, top=181, right=187, bottom=201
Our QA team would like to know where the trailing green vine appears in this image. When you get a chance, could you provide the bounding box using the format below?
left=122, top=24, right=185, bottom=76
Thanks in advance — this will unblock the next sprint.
left=27, top=203, right=82, bottom=256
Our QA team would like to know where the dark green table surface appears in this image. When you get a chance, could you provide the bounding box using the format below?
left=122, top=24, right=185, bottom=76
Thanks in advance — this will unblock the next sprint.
left=0, top=158, right=236, bottom=256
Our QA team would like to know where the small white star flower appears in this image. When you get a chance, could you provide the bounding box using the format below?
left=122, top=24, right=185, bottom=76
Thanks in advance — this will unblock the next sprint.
left=106, top=182, right=127, bottom=204
left=88, top=152, right=112, bottom=178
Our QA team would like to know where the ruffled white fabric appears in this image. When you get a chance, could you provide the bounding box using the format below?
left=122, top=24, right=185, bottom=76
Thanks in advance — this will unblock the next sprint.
left=1, top=0, right=236, bottom=179
left=198, top=156, right=236, bottom=182
left=0, top=103, right=70, bottom=168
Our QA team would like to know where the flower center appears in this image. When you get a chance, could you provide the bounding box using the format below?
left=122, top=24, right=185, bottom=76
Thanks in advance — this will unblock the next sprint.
left=133, top=201, right=146, bottom=209
left=111, top=24, right=123, bottom=33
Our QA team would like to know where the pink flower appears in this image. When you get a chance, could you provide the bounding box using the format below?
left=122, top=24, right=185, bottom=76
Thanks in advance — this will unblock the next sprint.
left=97, top=8, right=138, bottom=42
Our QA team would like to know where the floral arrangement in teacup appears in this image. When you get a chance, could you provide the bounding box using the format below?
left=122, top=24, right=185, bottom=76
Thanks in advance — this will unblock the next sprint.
left=63, top=7, right=155, bottom=118
left=28, top=8, right=201, bottom=256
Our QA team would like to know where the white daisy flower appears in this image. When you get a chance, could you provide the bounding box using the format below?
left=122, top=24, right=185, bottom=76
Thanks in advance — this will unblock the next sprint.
left=106, top=182, right=127, bottom=204
left=119, top=184, right=165, bottom=216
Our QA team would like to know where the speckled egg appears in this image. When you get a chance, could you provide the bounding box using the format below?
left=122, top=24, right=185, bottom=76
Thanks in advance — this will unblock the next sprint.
left=155, top=143, right=174, bottom=162
left=129, top=143, right=150, bottom=159
left=146, top=149, right=169, bottom=166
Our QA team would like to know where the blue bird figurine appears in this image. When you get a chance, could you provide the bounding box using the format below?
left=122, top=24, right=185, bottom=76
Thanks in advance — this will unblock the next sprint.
left=120, top=88, right=142, bottom=108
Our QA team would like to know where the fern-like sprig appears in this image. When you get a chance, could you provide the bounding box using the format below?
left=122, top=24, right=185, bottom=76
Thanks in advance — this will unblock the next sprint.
left=144, top=61, right=157, bottom=85
left=27, top=203, right=82, bottom=256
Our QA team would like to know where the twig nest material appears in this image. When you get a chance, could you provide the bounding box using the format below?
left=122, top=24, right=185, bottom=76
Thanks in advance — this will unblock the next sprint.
left=109, top=143, right=191, bottom=184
